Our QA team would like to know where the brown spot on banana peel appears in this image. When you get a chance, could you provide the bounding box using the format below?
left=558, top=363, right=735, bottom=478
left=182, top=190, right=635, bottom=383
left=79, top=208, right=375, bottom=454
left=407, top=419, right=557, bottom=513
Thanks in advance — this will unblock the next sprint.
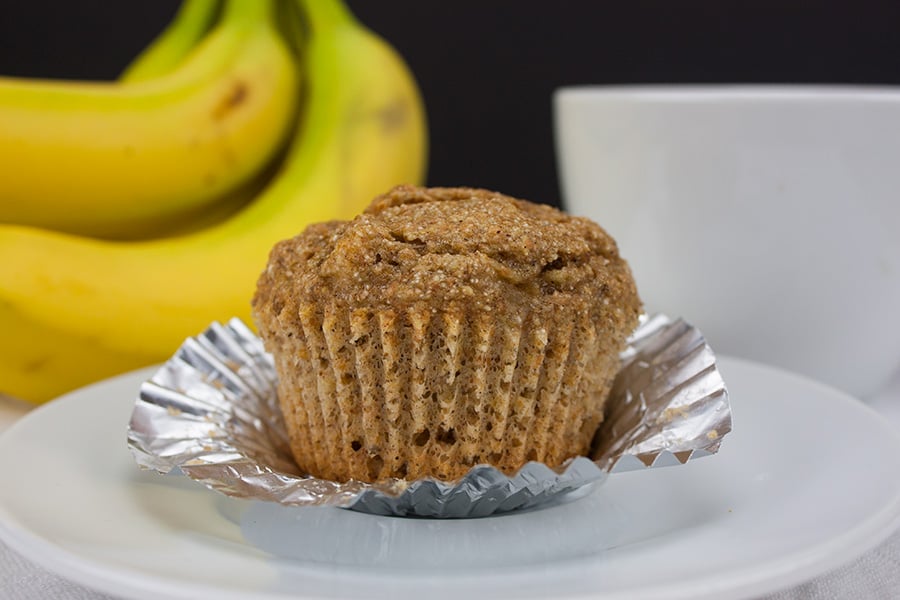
left=344, top=95, right=410, bottom=131
left=22, top=356, right=51, bottom=374
left=377, top=98, right=409, bottom=132
left=212, top=80, right=249, bottom=121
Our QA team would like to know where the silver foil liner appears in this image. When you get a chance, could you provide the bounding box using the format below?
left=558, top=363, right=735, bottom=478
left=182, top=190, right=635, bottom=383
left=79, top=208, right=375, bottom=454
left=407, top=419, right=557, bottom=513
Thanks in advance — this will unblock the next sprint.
left=127, top=314, right=731, bottom=518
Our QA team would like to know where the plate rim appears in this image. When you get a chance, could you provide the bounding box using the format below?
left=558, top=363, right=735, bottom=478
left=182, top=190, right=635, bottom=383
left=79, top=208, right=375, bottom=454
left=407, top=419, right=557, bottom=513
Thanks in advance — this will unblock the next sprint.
left=1, top=357, right=900, bottom=600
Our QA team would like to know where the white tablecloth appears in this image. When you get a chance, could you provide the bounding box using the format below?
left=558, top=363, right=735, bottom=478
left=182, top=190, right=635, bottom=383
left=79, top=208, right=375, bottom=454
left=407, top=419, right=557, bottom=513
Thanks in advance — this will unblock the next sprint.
left=2, top=371, right=899, bottom=599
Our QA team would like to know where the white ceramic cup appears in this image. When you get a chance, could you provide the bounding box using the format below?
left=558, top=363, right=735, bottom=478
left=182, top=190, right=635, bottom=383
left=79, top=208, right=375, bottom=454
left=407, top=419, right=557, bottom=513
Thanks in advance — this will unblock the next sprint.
left=554, top=86, right=900, bottom=398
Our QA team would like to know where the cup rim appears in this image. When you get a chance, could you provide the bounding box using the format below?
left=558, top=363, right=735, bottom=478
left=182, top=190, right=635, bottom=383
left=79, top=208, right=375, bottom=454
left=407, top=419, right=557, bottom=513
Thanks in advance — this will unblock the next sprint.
left=554, top=84, right=900, bottom=103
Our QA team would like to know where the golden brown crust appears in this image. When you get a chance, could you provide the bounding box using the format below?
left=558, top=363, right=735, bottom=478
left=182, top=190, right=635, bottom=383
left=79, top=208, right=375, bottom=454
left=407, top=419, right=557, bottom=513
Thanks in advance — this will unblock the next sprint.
left=252, top=185, right=641, bottom=483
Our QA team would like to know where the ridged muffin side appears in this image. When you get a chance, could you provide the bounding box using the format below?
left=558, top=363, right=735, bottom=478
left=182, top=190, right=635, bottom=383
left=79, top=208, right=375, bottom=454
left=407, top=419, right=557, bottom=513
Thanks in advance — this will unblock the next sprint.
left=252, top=185, right=641, bottom=483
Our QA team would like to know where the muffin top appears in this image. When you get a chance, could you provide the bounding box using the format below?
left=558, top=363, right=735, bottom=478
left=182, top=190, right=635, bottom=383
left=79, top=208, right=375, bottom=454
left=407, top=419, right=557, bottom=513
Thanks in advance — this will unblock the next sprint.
left=254, top=185, right=640, bottom=324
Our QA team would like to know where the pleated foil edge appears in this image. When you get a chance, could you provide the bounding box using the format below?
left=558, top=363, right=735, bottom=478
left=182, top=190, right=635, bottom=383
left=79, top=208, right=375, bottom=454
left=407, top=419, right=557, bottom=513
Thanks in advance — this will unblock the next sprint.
left=126, top=314, right=731, bottom=518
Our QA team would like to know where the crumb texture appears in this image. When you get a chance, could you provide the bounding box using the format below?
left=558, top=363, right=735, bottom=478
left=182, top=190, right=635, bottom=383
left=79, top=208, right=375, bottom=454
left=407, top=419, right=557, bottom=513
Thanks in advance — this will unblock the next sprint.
left=253, top=185, right=641, bottom=482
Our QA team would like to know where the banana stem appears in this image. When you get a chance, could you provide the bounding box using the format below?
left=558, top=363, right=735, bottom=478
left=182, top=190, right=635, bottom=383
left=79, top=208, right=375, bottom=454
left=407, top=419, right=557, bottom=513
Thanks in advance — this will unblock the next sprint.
left=220, top=0, right=275, bottom=27
left=297, top=0, right=356, bottom=33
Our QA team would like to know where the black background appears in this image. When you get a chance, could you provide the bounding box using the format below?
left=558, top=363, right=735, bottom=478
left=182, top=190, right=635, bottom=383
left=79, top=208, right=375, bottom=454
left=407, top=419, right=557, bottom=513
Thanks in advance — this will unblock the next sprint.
left=3, top=1, right=900, bottom=208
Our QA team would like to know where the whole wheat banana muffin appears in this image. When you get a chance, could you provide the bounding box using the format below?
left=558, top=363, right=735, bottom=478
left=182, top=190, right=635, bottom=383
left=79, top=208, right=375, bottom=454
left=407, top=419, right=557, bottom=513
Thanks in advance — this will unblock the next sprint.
left=252, top=185, right=641, bottom=483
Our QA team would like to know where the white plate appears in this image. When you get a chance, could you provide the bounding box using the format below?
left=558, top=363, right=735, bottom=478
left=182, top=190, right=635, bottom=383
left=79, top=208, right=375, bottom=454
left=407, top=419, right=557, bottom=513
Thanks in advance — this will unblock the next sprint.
left=1, top=357, right=899, bottom=600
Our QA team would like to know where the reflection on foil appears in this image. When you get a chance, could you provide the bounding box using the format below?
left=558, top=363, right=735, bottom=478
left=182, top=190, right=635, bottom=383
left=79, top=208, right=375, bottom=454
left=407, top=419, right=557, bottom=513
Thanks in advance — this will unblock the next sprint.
left=127, top=315, right=731, bottom=518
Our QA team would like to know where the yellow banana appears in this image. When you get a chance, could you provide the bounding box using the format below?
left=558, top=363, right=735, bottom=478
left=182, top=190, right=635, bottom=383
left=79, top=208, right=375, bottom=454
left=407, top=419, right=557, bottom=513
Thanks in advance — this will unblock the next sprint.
left=0, top=0, right=298, bottom=240
left=0, top=0, right=427, bottom=403
left=123, top=0, right=290, bottom=238
left=120, top=0, right=221, bottom=83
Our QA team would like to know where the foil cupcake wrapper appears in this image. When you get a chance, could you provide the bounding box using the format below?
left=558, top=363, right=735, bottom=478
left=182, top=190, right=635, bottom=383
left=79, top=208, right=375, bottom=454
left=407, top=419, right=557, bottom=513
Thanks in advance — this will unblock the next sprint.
left=127, top=314, right=731, bottom=518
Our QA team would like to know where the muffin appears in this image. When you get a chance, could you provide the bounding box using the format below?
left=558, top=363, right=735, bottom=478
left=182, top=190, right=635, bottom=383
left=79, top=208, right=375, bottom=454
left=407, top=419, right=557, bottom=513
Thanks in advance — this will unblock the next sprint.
left=252, top=185, right=641, bottom=483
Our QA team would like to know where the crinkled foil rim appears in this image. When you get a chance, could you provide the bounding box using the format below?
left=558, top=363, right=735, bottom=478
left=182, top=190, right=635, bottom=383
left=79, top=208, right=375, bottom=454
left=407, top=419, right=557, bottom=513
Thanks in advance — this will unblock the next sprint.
left=126, top=314, right=731, bottom=517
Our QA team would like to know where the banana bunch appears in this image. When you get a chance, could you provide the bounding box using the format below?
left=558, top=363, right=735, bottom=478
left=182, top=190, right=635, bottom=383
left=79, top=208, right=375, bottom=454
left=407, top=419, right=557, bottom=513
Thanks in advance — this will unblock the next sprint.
left=0, top=0, right=428, bottom=403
